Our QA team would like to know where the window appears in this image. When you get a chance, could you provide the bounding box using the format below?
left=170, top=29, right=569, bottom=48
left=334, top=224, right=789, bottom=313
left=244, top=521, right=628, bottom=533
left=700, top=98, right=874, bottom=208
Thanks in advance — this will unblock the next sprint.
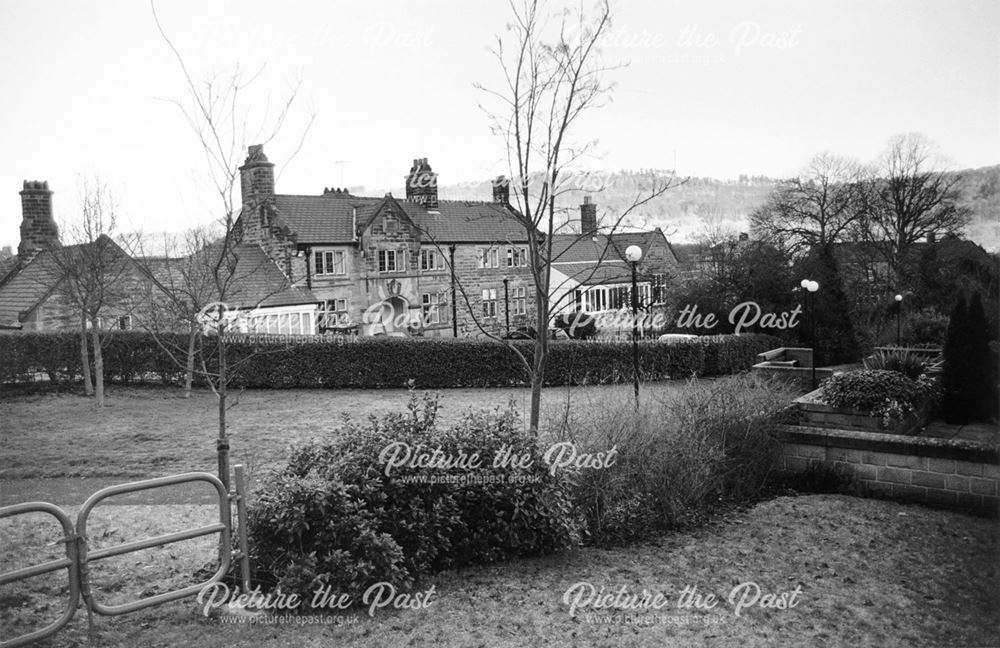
left=383, top=213, right=398, bottom=234
left=652, top=274, right=667, bottom=304
left=506, top=246, right=528, bottom=267
left=117, top=315, right=132, bottom=330
left=420, top=248, right=441, bottom=271
left=421, top=293, right=440, bottom=324
left=318, top=299, right=349, bottom=330
left=377, top=250, right=402, bottom=273
left=511, top=286, right=526, bottom=315
left=482, top=288, right=498, bottom=317
left=314, top=250, right=346, bottom=276
left=478, top=247, right=500, bottom=269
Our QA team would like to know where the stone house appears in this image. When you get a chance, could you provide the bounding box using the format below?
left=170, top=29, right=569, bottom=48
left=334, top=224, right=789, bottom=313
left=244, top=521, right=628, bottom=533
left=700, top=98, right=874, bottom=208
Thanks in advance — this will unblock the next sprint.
left=0, top=181, right=155, bottom=331
left=234, top=146, right=536, bottom=337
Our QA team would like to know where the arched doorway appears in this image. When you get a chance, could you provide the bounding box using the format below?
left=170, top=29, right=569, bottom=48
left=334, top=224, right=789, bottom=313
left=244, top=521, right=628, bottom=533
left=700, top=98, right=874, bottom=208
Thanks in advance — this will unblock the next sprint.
left=383, top=296, right=410, bottom=336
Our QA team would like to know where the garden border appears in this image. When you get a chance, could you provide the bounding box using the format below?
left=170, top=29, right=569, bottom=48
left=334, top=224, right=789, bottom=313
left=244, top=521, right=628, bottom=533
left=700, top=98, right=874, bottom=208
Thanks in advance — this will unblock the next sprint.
left=774, top=423, right=1000, bottom=516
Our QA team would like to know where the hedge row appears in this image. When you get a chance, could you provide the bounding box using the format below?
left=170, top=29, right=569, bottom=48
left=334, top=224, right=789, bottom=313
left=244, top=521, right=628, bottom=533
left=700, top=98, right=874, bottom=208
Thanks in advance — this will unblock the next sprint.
left=0, top=331, right=782, bottom=389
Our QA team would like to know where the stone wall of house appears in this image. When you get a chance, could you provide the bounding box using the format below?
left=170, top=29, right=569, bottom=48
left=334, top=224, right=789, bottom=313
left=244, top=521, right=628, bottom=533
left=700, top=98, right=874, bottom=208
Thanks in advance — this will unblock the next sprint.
left=776, top=425, right=999, bottom=516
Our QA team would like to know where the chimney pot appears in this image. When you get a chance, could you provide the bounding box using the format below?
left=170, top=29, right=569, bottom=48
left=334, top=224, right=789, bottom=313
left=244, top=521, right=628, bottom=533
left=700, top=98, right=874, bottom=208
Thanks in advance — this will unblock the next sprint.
left=405, top=156, right=438, bottom=209
left=580, top=196, right=597, bottom=234
left=18, top=180, right=60, bottom=261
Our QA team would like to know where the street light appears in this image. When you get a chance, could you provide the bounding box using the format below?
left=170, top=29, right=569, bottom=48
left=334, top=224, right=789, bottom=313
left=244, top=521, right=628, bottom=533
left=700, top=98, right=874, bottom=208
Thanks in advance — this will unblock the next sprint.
left=503, top=277, right=511, bottom=336
left=894, top=293, right=903, bottom=347
left=800, top=278, right=820, bottom=390
left=626, top=245, right=643, bottom=408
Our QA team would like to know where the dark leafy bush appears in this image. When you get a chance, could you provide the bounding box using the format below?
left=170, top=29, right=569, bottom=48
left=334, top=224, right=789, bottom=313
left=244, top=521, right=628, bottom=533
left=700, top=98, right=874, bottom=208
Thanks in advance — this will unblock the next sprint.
left=821, top=369, right=920, bottom=411
left=820, top=369, right=937, bottom=428
left=942, top=291, right=993, bottom=423
left=796, top=245, right=860, bottom=366
left=903, top=308, right=949, bottom=346
left=246, top=393, right=581, bottom=602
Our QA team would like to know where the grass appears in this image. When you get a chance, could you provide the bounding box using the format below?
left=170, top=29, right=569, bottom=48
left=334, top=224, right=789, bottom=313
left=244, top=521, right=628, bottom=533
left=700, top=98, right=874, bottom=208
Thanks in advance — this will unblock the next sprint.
left=0, top=382, right=692, bottom=482
left=1, top=495, right=997, bottom=647
left=2, top=381, right=998, bottom=646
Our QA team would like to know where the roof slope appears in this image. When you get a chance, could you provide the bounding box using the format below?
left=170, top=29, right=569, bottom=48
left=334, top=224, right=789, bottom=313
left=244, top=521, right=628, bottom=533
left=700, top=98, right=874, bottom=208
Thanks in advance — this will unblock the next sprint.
left=272, top=193, right=528, bottom=244
left=0, top=252, right=61, bottom=326
left=228, top=245, right=318, bottom=308
left=549, top=231, right=679, bottom=286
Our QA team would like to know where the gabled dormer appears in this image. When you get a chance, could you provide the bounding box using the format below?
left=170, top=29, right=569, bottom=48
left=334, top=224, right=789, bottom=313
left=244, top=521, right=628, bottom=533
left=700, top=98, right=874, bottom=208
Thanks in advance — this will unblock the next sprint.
left=357, top=194, right=423, bottom=275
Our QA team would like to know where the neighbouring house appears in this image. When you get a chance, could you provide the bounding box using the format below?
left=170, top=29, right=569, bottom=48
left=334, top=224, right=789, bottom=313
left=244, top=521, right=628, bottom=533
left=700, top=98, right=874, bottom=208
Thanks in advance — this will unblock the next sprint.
left=234, top=146, right=536, bottom=337
left=236, top=145, right=682, bottom=337
left=0, top=181, right=155, bottom=331
left=547, top=196, right=679, bottom=337
left=3, top=149, right=682, bottom=339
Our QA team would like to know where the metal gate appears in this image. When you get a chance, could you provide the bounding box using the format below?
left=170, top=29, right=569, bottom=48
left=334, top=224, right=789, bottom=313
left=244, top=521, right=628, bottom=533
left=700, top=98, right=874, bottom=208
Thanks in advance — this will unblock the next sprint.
left=0, top=467, right=250, bottom=648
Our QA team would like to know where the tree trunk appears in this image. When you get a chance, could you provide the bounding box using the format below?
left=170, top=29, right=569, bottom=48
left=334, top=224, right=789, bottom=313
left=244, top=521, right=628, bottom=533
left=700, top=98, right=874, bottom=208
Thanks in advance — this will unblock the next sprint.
left=90, top=319, right=104, bottom=408
left=184, top=321, right=197, bottom=398
left=528, top=290, right=549, bottom=435
left=217, top=332, right=230, bottom=491
left=80, top=310, right=94, bottom=396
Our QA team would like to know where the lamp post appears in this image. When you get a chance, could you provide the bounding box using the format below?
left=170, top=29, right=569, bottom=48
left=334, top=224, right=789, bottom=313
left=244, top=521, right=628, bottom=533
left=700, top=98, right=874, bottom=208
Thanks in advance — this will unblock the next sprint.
left=503, top=277, right=511, bottom=336
left=449, top=244, right=458, bottom=337
left=800, top=278, right=820, bottom=389
left=894, top=293, right=903, bottom=347
left=626, top=245, right=643, bottom=407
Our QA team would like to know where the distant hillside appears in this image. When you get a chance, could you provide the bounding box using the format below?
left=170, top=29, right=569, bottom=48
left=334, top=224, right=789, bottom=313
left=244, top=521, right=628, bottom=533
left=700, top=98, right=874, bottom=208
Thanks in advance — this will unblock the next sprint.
left=363, top=165, right=998, bottom=250
left=432, top=171, right=778, bottom=243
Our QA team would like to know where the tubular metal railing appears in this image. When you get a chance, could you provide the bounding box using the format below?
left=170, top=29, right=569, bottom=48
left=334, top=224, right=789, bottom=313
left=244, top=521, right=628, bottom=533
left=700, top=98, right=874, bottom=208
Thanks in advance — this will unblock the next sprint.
left=0, top=468, right=248, bottom=648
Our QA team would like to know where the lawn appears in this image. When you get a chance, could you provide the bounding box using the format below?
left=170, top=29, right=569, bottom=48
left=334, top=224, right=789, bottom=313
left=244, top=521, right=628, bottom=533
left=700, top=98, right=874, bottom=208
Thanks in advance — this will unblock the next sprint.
left=0, top=383, right=690, bottom=483
left=2, top=382, right=998, bottom=647
left=1, top=495, right=997, bottom=647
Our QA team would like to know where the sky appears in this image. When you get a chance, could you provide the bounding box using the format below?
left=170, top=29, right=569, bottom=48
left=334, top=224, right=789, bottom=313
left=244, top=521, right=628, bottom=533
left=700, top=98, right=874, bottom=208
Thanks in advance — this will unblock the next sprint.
left=1, top=0, right=997, bottom=250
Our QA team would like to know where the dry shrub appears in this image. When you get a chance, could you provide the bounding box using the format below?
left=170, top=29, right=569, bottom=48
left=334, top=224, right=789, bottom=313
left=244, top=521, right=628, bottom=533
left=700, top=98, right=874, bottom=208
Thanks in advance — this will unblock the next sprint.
left=552, top=375, right=795, bottom=545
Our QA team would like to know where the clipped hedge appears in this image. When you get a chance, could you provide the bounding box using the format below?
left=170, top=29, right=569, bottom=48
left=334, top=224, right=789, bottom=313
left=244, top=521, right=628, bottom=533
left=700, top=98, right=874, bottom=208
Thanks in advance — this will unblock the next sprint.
left=0, top=331, right=781, bottom=389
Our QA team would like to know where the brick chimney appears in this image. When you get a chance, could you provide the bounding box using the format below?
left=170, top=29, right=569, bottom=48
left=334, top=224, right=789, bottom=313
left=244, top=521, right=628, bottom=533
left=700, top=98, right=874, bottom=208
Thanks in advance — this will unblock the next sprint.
left=580, top=196, right=597, bottom=234
left=239, top=145, right=275, bottom=208
left=404, top=157, right=438, bottom=209
left=492, top=175, right=510, bottom=204
left=18, top=180, right=60, bottom=262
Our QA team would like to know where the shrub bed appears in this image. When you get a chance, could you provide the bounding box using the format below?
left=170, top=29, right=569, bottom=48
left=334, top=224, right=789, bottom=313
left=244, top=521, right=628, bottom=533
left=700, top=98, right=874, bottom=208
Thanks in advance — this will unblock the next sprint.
left=0, top=331, right=781, bottom=389
left=818, top=368, right=939, bottom=431
left=562, top=374, right=796, bottom=545
left=246, top=393, right=580, bottom=601
left=245, top=377, right=796, bottom=602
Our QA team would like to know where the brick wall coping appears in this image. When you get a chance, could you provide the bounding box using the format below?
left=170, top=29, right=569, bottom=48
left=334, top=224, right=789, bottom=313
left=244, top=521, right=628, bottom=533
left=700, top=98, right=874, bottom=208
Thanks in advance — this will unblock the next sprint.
left=775, top=424, right=999, bottom=464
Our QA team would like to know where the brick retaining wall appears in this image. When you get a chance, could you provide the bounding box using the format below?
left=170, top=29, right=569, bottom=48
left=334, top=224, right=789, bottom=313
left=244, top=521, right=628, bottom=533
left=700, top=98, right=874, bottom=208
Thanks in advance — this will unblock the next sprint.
left=776, top=424, right=999, bottom=516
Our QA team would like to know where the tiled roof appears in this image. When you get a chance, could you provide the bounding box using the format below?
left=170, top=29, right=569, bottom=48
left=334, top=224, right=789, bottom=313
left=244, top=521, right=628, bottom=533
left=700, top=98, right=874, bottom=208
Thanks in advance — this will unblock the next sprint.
left=0, top=241, right=109, bottom=326
left=271, top=193, right=529, bottom=244
left=608, top=230, right=675, bottom=262
left=552, top=261, right=632, bottom=285
left=0, top=253, right=59, bottom=326
left=549, top=234, right=620, bottom=264
left=549, top=230, right=672, bottom=286
left=670, top=243, right=704, bottom=265
left=189, top=243, right=318, bottom=309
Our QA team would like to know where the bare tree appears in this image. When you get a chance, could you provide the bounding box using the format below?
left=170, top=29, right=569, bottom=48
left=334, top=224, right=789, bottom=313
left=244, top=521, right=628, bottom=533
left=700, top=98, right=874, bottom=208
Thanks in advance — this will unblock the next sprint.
left=135, top=225, right=222, bottom=397
left=475, top=0, right=675, bottom=432
left=861, top=133, right=970, bottom=285
left=750, top=152, right=865, bottom=254
left=49, top=178, right=135, bottom=407
left=150, top=1, right=312, bottom=488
